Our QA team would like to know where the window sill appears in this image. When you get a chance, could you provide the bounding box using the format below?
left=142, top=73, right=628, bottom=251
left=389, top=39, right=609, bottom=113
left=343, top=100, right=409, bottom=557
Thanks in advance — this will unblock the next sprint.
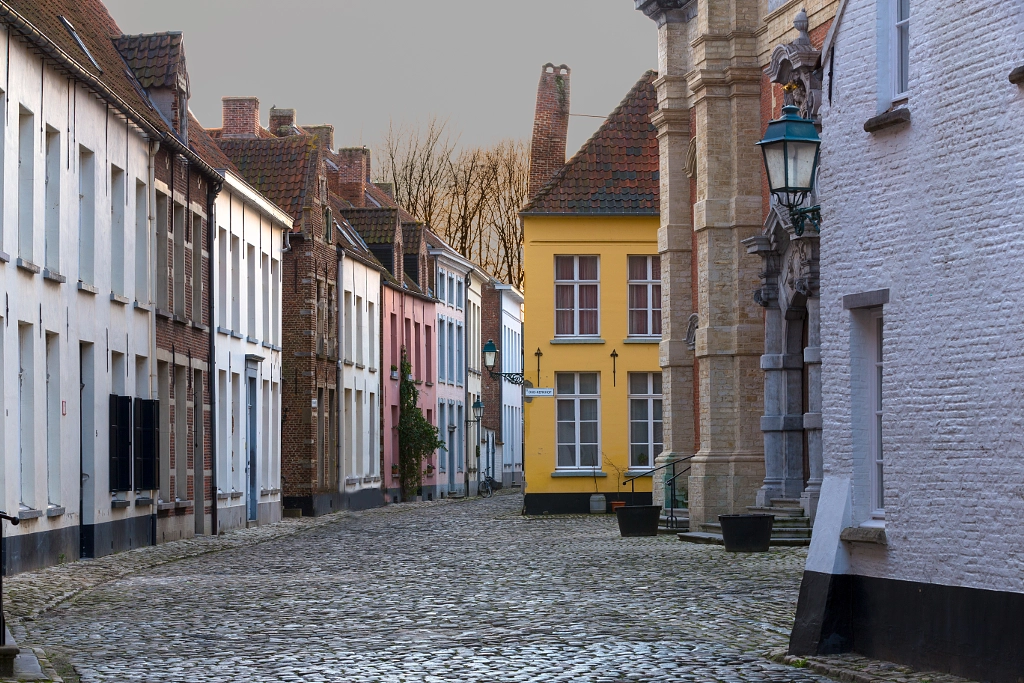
left=135, top=497, right=153, bottom=507
left=343, top=359, right=354, bottom=366
left=623, top=337, right=659, bottom=344
left=246, top=335, right=259, bottom=343
left=110, top=293, right=131, bottom=306
left=193, top=323, right=209, bottom=333
left=175, top=500, right=194, bottom=509
left=840, top=524, right=887, bottom=546
left=550, top=337, right=605, bottom=345
left=624, top=469, right=654, bottom=477
left=111, top=499, right=131, bottom=509
left=369, top=367, right=377, bottom=374
left=18, top=508, right=43, bottom=520
left=230, top=491, right=243, bottom=500
left=262, top=341, right=273, bottom=349
left=172, top=314, right=188, bottom=325
left=216, top=492, right=229, bottom=501
left=46, top=505, right=66, bottom=517
left=425, top=381, right=433, bottom=386
left=42, top=268, right=66, bottom=283
left=551, top=470, right=607, bottom=478
left=1009, top=65, right=1024, bottom=85
left=0, top=249, right=9, bottom=263
left=355, top=363, right=365, bottom=369
left=134, top=301, right=152, bottom=312
left=157, top=501, right=177, bottom=511
left=230, top=331, right=244, bottom=339
left=155, top=307, right=172, bottom=319
left=78, top=282, right=99, bottom=295
left=217, top=326, right=232, bottom=336
left=864, top=108, right=910, bottom=133
left=16, top=257, right=41, bottom=274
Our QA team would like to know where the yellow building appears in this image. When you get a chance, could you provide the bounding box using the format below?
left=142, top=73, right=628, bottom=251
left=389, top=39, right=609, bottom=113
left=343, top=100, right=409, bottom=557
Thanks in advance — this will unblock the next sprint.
left=521, top=72, right=662, bottom=514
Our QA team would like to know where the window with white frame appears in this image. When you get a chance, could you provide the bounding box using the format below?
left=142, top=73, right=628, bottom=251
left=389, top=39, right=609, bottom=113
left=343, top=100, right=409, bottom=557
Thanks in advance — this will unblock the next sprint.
left=438, top=316, right=446, bottom=381
left=628, top=255, right=661, bottom=337
left=628, top=372, right=663, bottom=469
left=438, top=269, right=446, bottom=302
left=870, top=310, right=884, bottom=516
left=555, top=256, right=599, bottom=336
left=892, top=0, right=909, bottom=100
left=555, top=372, right=600, bottom=468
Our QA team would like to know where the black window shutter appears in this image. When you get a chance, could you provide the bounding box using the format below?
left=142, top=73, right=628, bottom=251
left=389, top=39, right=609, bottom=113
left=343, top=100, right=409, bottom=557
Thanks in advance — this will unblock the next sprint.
left=134, top=398, right=144, bottom=491
left=135, top=399, right=159, bottom=491
left=109, top=394, right=120, bottom=492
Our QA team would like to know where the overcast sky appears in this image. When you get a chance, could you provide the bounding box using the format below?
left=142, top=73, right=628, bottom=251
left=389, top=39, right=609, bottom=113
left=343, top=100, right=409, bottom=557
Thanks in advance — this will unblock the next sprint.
left=103, top=0, right=657, bottom=156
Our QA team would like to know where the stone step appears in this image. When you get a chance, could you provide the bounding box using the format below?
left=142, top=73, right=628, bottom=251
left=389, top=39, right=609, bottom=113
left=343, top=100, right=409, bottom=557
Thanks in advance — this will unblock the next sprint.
left=770, top=497, right=804, bottom=508
left=677, top=531, right=811, bottom=547
left=747, top=505, right=805, bottom=517
left=701, top=521, right=811, bottom=539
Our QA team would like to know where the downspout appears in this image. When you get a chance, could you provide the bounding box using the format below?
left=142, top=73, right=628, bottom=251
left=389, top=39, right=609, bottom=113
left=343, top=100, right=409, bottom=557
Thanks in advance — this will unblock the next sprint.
left=208, top=179, right=222, bottom=535
left=463, top=276, right=470, bottom=496
left=148, top=139, right=159, bottom=541
left=336, top=245, right=344, bottom=497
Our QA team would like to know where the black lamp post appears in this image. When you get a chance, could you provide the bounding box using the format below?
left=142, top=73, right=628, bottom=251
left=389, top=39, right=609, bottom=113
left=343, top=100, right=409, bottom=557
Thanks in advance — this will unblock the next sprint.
left=757, top=104, right=822, bottom=236
left=482, top=339, right=525, bottom=385
left=0, top=511, right=20, bottom=646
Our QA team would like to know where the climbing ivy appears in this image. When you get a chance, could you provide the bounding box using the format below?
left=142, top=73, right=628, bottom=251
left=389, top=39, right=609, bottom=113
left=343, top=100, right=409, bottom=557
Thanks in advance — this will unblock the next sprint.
left=397, top=351, right=444, bottom=499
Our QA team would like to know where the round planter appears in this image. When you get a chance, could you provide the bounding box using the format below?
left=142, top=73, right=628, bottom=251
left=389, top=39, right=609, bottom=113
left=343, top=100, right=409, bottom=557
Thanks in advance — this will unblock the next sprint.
left=615, top=505, right=662, bottom=537
left=719, top=514, right=774, bottom=552
left=609, top=500, right=626, bottom=513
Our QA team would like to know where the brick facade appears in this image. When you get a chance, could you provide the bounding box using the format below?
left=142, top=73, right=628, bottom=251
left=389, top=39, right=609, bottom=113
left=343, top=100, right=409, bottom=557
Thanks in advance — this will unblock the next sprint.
left=528, top=63, right=571, bottom=199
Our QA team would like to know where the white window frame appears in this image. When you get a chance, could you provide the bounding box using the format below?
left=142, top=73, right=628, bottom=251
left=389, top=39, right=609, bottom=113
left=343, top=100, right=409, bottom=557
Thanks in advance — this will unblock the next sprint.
left=554, top=255, right=600, bottom=337
left=555, top=372, right=601, bottom=470
left=890, top=0, right=910, bottom=101
left=627, top=255, right=661, bottom=338
left=628, top=372, right=662, bottom=470
left=869, top=309, right=885, bottom=518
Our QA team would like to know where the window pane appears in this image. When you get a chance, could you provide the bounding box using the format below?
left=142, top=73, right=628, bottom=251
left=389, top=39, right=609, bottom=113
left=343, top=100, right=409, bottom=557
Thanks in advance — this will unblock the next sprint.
left=557, top=422, right=576, bottom=444
left=556, top=310, right=574, bottom=336
left=556, top=374, right=576, bottom=394
left=631, top=444, right=651, bottom=467
left=629, top=373, right=648, bottom=395
left=653, top=422, right=663, bottom=450
left=652, top=284, right=662, bottom=335
left=629, top=284, right=647, bottom=309
left=630, top=421, right=648, bottom=444
left=579, top=445, right=598, bottom=467
left=579, top=421, right=598, bottom=444
left=629, top=310, right=648, bottom=336
left=630, top=399, right=648, bottom=421
left=652, top=372, right=663, bottom=395
left=651, top=255, right=660, bottom=280
left=577, top=256, right=598, bottom=281
left=653, top=398, right=663, bottom=421
left=898, top=25, right=909, bottom=94
left=628, top=255, right=648, bottom=280
left=578, top=284, right=597, bottom=309
left=897, top=0, right=909, bottom=22
left=579, top=398, right=598, bottom=421
left=555, top=256, right=575, bottom=280
left=579, top=310, right=598, bottom=336
left=556, top=399, right=575, bottom=421
left=578, top=374, right=598, bottom=394
left=557, top=445, right=576, bottom=468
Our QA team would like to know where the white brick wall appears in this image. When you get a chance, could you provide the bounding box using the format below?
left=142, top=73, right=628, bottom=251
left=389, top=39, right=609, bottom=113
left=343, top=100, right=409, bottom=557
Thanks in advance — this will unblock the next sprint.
left=819, top=0, right=1024, bottom=592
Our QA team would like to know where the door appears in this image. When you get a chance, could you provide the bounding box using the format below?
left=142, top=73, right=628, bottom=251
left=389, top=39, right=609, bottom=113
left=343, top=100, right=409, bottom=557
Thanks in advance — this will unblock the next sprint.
left=447, top=424, right=456, bottom=491
left=247, top=376, right=258, bottom=521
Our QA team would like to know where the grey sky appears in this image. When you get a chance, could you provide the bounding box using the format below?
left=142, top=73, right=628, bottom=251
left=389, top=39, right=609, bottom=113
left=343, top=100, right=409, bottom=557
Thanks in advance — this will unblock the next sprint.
left=104, top=0, right=657, bottom=156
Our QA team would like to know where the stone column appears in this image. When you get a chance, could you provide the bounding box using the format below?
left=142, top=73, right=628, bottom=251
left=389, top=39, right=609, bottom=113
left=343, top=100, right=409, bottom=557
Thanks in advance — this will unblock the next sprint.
left=687, top=0, right=765, bottom=531
left=635, top=0, right=695, bottom=511
left=801, top=257, right=822, bottom=521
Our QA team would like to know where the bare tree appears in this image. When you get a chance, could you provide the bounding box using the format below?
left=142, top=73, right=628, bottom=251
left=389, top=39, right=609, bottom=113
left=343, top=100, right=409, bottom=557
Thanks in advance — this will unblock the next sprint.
left=374, top=123, right=529, bottom=290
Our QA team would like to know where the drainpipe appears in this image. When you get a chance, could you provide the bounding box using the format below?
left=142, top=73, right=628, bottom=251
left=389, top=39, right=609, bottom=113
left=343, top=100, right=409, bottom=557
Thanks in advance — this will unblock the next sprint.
left=208, top=179, right=222, bottom=535
left=148, top=139, right=159, bottom=542
left=336, top=246, right=344, bottom=497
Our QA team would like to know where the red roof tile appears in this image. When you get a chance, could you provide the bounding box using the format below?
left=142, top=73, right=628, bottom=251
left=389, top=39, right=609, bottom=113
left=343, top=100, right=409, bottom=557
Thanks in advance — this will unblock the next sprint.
left=521, top=71, right=660, bottom=216
left=113, top=32, right=185, bottom=90
left=217, top=135, right=319, bottom=224
left=188, top=112, right=236, bottom=172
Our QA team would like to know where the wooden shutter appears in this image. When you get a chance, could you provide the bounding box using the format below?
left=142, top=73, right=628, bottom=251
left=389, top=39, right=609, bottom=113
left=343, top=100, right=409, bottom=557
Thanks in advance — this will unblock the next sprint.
left=109, top=394, right=120, bottom=492
left=134, top=399, right=159, bottom=491
left=110, top=394, right=132, bottom=491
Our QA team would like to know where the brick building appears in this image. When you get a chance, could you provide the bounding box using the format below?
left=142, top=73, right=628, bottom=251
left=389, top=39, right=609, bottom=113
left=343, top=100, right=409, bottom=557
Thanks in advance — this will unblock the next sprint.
left=786, top=1, right=1024, bottom=680
left=211, top=101, right=341, bottom=517
left=480, top=279, right=524, bottom=488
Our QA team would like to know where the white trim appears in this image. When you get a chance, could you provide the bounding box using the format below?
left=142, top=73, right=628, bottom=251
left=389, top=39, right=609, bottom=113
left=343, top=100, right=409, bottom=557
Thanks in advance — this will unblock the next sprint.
left=553, top=255, right=600, bottom=338
left=890, top=0, right=910, bottom=101
left=554, top=372, right=601, bottom=470
left=869, top=309, right=885, bottom=518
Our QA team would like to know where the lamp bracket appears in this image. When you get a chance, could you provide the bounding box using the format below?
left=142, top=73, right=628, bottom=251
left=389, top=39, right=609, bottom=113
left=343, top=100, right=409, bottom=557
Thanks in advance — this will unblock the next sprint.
left=789, top=205, right=822, bottom=237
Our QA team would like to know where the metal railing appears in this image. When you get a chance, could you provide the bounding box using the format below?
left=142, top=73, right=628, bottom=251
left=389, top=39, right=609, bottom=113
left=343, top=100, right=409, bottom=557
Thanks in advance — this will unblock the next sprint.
left=622, top=455, right=695, bottom=530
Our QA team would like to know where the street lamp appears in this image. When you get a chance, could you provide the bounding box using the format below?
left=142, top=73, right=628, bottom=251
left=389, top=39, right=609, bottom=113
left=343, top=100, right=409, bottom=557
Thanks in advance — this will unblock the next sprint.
left=482, top=339, right=525, bottom=385
left=472, top=399, right=484, bottom=421
left=757, top=104, right=822, bottom=236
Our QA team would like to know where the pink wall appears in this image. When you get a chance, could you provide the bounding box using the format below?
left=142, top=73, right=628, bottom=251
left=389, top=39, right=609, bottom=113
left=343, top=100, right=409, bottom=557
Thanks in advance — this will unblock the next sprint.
left=382, top=283, right=436, bottom=501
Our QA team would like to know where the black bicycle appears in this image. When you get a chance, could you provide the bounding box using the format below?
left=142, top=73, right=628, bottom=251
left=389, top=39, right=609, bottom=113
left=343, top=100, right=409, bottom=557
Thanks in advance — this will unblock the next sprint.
left=479, top=475, right=503, bottom=498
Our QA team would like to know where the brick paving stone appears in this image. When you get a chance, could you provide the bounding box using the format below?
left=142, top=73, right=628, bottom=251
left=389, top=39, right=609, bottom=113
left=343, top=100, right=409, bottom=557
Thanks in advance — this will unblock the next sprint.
left=0, top=493, right=975, bottom=682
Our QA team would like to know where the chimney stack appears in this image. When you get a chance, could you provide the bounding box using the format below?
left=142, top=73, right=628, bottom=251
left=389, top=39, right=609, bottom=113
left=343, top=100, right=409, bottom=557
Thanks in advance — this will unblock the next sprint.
left=269, top=107, right=296, bottom=136
left=328, top=147, right=371, bottom=207
left=528, top=63, right=570, bottom=199
left=221, top=97, right=260, bottom=138
left=305, top=124, right=334, bottom=152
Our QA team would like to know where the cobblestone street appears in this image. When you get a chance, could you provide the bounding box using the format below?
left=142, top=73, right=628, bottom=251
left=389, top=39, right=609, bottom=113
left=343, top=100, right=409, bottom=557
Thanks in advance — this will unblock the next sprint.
left=10, top=494, right=835, bottom=682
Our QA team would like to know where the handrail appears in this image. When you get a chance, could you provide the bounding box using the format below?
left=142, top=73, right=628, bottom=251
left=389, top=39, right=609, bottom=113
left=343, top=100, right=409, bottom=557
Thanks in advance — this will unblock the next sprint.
left=621, top=453, right=695, bottom=487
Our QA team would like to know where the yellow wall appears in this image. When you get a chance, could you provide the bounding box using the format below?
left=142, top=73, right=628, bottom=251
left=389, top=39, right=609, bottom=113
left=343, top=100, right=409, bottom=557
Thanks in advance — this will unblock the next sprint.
left=523, top=214, right=660, bottom=498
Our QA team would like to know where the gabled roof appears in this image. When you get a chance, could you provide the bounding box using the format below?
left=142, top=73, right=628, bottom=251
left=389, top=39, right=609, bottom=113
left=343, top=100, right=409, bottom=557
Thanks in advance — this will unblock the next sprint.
left=188, top=112, right=236, bottom=172
left=402, top=224, right=424, bottom=255
left=364, top=181, right=419, bottom=224
left=338, top=207, right=400, bottom=245
left=521, top=70, right=660, bottom=216
left=217, top=135, right=319, bottom=224
left=113, top=32, right=186, bottom=90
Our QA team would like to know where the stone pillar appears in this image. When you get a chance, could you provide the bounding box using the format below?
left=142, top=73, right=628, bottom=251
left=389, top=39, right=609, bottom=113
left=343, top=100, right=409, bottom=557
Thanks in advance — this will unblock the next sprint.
left=687, top=0, right=765, bottom=531
left=636, top=0, right=695, bottom=511
left=802, top=266, right=822, bottom=521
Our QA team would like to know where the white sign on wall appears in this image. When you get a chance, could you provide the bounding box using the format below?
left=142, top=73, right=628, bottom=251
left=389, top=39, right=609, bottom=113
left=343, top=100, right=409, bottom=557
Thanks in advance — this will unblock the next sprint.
left=524, top=388, right=554, bottom=397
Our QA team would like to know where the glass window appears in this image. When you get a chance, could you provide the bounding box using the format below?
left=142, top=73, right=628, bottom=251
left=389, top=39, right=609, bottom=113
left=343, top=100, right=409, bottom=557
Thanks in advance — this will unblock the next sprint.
left=893, top=0, right=910, bottom=98
left=871, top=312, right=884, bottom=515
left=554, top=256, right=599, bottom=336
left=628, top=373, right=662, bottom=469
left=628, top=255, right=661, bottom=337
left=555, top=372, right=600, bottom=469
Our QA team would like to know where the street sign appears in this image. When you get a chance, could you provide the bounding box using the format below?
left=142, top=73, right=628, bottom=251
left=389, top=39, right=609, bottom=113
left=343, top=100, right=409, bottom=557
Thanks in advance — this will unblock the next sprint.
left=524, top=388, right=554, bottom=397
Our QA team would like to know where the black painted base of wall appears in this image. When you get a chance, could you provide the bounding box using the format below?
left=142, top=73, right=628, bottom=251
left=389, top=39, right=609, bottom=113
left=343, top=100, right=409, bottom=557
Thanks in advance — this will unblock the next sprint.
left=2, top=524, right=80, bottom=576
left=81, top=515, right=155, bottom=560
left=523, top=492, right=653, bottom=515
left=284, top=488, right=385, bottom=517
left=790, top=570, right=1024, bottom=683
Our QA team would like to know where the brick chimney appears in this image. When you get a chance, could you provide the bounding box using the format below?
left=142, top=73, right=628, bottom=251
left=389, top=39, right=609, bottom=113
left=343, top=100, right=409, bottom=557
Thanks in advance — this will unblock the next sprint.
left=221, top=97, right=260, bottom=138
left=269, top=107, right=296, bottom=136
left=305, top=124, right=334, bottom=151
left=328, top=147, right=370, bottom=207
left=528, top=63, right=570, bottom=199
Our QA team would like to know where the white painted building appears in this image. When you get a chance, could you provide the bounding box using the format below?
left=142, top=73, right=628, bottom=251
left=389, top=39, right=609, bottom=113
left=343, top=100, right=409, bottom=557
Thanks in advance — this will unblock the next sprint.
left=790, top=1, right=1024, bottom=680
left=211, top=169, right=288, bottom=531
left=463, top=265, right=485, bottom=495
left=495, top=282, right=524, bottom=488
left=335, top=213, right=384, bottom=509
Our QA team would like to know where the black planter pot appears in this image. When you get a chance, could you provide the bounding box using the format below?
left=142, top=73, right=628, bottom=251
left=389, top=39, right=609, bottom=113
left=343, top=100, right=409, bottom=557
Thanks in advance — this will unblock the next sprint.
left=615, top=505, right=662, bottom=537
left=719, top=514, right=774, bottom=552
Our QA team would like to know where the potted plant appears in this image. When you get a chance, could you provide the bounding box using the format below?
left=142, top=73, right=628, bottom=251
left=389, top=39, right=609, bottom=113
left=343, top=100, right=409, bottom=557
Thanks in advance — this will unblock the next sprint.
left=425, top=463, right=435, bottom=476
left=610, top=457, right=661, bottom=537
left=719, top=514, right=774, bottom=552
left=391, top=463, right=400, bottom=478
left=390, top=365, right=399, bottom=380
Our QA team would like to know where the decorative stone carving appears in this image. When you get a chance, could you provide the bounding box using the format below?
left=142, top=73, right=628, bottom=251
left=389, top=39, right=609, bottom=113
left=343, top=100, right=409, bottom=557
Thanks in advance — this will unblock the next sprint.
left=684, top=137, right=697, bottom=179
left=685, top=313, right=699, bottom=351
left=765, top=9, right=823, bottom=121
left=634, top=0, right=697, bottom=27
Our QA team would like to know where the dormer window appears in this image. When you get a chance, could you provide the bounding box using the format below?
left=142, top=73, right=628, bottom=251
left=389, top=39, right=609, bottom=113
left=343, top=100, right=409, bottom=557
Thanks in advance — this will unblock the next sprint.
left=59, top=16, right=102, bottom=72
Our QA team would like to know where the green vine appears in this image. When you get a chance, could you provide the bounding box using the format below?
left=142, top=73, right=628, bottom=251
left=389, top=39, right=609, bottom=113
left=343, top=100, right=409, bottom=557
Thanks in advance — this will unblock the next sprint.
left=397, top=351, right=445, bottom=499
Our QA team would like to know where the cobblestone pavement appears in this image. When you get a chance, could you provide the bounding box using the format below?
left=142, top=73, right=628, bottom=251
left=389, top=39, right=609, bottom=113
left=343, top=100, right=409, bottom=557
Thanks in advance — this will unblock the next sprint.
left=2, top=493, right=965, bottom=682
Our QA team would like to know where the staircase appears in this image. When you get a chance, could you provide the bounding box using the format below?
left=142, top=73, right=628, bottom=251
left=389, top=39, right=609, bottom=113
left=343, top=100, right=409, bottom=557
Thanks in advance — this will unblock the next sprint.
left=677, top=498, right=812, bottom=546
left=658, top=508, right=689, bottom=534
